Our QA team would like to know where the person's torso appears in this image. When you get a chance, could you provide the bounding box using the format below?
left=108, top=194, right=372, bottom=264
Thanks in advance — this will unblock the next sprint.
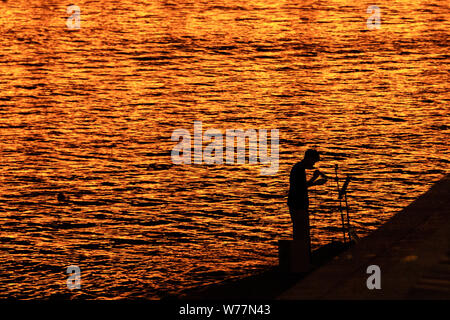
left=287, top=162, right=309, bottom=209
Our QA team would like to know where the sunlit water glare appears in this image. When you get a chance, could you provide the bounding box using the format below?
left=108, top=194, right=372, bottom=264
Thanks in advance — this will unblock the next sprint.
left=0, top=0, right=448, bottom=298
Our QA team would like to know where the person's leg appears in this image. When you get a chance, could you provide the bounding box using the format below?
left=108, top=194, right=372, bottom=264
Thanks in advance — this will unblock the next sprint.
left=289, top=208, right=308, bottom=237
left=289, top=207, right=299, bottom=240
left=289, top=208, right=311, bottom=255
left=303, top=209, right=311, bottom=256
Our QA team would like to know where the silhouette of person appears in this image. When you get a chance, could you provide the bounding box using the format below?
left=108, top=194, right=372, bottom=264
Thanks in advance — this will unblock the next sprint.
left=287, top=149, right=327, bottom=254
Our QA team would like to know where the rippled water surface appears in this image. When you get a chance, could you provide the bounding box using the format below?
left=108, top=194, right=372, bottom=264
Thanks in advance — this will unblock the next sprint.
left=0, top=0, right=448, bottom=299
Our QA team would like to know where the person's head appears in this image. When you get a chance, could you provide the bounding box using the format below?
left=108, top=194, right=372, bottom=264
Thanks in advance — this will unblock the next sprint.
left=303, top=149, right=320, bottom=169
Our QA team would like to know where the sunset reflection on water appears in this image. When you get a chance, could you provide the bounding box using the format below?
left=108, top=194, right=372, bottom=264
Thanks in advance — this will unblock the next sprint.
left=0, top=0, right=448, bottom=299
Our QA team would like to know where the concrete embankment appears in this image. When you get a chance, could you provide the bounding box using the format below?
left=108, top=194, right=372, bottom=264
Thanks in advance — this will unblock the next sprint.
left=279, top=174, right=450, bottom=299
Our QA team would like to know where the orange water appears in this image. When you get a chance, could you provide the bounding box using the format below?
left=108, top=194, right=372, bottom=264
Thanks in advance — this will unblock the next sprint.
left=0, top=0, right=448, bottom=299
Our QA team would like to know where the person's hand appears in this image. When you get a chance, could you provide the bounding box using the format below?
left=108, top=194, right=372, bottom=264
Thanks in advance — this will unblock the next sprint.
left=314, top=178, right=327, bottom=185
left=312, top=170, right=321, bottom=180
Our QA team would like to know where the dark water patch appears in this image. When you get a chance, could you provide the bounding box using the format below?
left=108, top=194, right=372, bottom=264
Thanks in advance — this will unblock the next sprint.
left=12, top=201, right=41, bottom=206
left=321, top=150, right=350, bottom=158
left=200, top=270, right=230, bottom=279
left=131, top=199, right=167, bottom=207
left=254, top=46, right=283, bottom=52
left=129, top=102, right=158, bottom=106
left=18, top=62, right=47, bottom=67
left=167, top=215, right=193, bottom=223
left=138, top=220, right=172, bottom=227
left=215, top=231, right=239, bottom=238
left=330, top=49, right=364, bottom=54
left=161, top=231, right=191, bottom=240
left=256, top=193, right=285, bottom=199
left=3, top=248, right=34, bottom=254
left=208, top=5, right=247, bottom=11
left=379, top=116, right=407, bottom=122
left=0, top=237, right=29, bottom=245
left=48, top=222, right=97, bottom=229
left=131, top=55, right=192, bottom=61
left=430, top=124, right=449, bottom=130
left=208, top=45, right=238, bottom=51
left=425, top=169, right=445, bottom=174
left=38, top=248, right=66, bottom=255
left=28, top=263, right=65, bottom=273
left=275, top=66, right=295, bottom=71
left=210, top=50, right=233, bottom=55
left=321, top=226, right=344, bottom=232
left=238, top=219, right=261, bottom=227
left=436, top=158, right=450, bottom=164
left=16, top=176, right=45, bottom=183
left=294, top=52, right=318, bottom=57
left=271, top=93, right=294, bottom=98
left=107, top=215, right=142, bottom=223
left=235, top=17, right=259, bottom=21
left=253, top=55, right=280, bottom=59
left=76, top=243, right=111, bottom=250
left=173, top=224, right=199, bottom=231
left=191, top=82, right=216, bottom=87
left=335, top=69, right=372, bottom=73
left=3, top=190, right=53, bottom=198
left=111, top=238, right=152, bottom=245
left=239, top=200, right=264, bottom=206
left=71, top=199, right=119, bottom=206
left=239, top=234, right=264, bottom=242
left=0, top=124, right=27, bottom=128
left=143, top=151, right=171, bottom=157
left=127, top=180, right=157, bottom=186
left=315, top=204, right=340, bottom=211
left=71, top=190, right=97, bottom=196
left=147, top=163, right=172, bottom=170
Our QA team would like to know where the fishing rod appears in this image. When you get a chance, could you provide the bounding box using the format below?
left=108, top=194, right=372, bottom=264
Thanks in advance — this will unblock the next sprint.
left=334, top=164, right=347, bottom=244
left=339, top=174, right=351, bottom=228
left=313, top=166, right=359, bottom=244
left=338, top=172, right=360, bottom=243
left=309, top=169, right=330, bottom=218
left=310, top=168, right=325, bottom=201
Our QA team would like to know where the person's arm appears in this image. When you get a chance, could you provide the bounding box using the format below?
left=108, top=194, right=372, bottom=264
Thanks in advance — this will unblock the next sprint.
left=307, top=170, right=327, bottom=187
left=307, top=170, right=320, bottom=187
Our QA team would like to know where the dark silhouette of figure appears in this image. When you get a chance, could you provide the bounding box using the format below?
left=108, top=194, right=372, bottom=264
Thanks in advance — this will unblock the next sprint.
left=287, top=149, right=327, bottom=254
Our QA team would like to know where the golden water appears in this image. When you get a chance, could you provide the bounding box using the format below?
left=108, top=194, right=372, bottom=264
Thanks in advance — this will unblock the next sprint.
left=0, top=0, right=448, bottom=298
